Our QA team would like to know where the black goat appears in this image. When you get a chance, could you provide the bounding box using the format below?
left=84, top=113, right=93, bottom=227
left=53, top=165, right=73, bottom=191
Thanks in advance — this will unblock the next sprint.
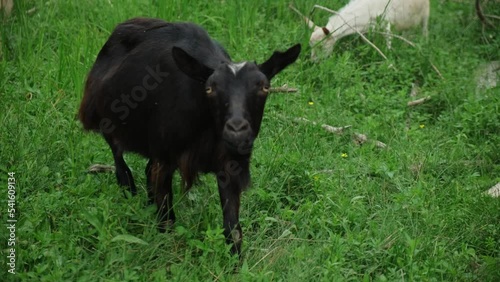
left=79, top=18, right=301, bottom=255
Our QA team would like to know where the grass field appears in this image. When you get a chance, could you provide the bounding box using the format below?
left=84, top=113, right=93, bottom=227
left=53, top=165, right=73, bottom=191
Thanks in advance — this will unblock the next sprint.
left=1, top=0, right=499, bottom=281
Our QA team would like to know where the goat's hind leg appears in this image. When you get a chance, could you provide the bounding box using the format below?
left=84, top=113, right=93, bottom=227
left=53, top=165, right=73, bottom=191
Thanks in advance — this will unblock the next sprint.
left=104, top=135, right=137, bottom=196
left=147, top=160, right=176, bottom=232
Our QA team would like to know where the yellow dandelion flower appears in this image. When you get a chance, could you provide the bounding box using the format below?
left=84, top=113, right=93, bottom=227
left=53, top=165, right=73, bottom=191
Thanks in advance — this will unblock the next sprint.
left=341, top=153, right=348, bottom=158
left=308, top=101, right=314, bottom=106
left=419, top=124, right=425, bottom=129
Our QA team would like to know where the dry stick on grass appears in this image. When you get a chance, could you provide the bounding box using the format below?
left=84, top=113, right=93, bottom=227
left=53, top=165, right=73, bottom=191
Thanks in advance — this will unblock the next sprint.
left=289, top=3, right=316, bottom=29
left=407, top=96, right=431, bottom=107
left=269, top=84, right=298, bottom=93
left=27, top=7, right=37, bottom=15
left=321, top=124, right=352, bottom=134
left=475, top=0, right=494, bottom=28
left=293, top=117, right=352, bottom=134
left=431, top=63, right=444, bottom=80
left=353, top=133, right=387, bottom=149
left=484, top=14, right=500, bottom=20
left=87, top=164, right=115, bottom=173
left=293, top=116, right=387, bottom=148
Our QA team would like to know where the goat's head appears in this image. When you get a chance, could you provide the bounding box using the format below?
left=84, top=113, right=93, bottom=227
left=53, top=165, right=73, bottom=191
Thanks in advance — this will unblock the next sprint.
left=289, top=5, right=335, bottom=61
left=309, top=24, right=336, bottom=61
left=172, top=44, right=301, bottom=155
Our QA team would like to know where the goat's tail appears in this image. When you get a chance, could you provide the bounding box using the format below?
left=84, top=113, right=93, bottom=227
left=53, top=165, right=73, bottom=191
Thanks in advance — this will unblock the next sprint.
left=78, top=74, right=102, bottom=132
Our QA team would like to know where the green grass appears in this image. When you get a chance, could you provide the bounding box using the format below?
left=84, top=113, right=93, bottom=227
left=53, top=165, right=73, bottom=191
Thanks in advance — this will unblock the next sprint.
left=1, top=0, right=499, bottom=281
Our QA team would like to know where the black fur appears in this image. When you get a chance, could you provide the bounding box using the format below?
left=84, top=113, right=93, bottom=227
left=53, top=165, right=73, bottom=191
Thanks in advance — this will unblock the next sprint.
left=79, top=18, right=301, bottom=255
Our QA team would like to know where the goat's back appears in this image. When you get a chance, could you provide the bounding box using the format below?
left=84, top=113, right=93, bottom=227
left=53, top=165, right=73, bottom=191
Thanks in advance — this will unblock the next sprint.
left=79, top=18, right=230, bottom=157
left=329, top=0, right=429, bottom=34
left=386, top=0, right=429, bottom=30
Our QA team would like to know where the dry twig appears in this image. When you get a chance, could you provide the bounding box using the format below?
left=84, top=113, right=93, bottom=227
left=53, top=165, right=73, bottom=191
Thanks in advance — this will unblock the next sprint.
left=87, top=164, right=115, bottom=173
left=321, top=124, right=352, bottom=134
left=293, top=117, right=351, bottom=135
left=287, top=115, right=387, bottom=148
left=407, top=96, right=431, bottom=107
left=353, top=132, right=387, bottom=148
left=270, top=84, right=298, bottom=93
left=476, top=0, right=494, bottom=27
left=431, top=63, right=444, bottom=80
left=289, top=3, right=316, bottom=29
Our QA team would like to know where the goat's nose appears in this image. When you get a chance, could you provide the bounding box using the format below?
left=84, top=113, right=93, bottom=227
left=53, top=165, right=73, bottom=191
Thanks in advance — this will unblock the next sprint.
left=225, top=118, right=250, bottom=133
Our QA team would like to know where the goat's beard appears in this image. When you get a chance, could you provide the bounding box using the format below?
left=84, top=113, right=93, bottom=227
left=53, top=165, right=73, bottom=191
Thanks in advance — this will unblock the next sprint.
left=223, top=137, right=254, bottom=156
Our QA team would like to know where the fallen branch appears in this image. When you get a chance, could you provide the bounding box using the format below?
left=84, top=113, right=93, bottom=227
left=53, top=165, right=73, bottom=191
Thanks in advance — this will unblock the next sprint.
left=373, top=140, right=388, bottom=149
left=476, top=0, right=494, bottom=27
left=353, top=132, right=368, bottom=145
left=353, top=133, right=387, bottom=149
left=484, top=14, right=500, bottom=21
left=293, top=116, right=386, bottom=148
left=270, top=84, right=298, bottom=93
left=289, top=3, right=316, bottom=29
left=87, top=164, right=115, bottom=173
left=407, top=96, right=431, bottom=107
left=27, top=7, right=37, bottom=15
left=293, top=117, right=317, bottom=125
left=430, top=63, right=444, bottom=80
left=293, top=117, right=351, bottom=135
left=321, top=124, right=352, bottom=134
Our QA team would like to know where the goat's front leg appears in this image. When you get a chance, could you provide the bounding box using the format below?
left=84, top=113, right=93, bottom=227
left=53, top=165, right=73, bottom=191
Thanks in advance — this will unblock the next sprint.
left=422, top=15, right=429, bottom=38
left=385, top=21, right=392, bottom=49
left=217, top=161, right=248, bottom=256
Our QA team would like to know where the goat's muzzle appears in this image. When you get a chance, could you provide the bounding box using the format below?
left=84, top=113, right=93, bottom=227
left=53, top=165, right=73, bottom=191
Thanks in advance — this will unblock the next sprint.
left=223, top=118, right=254, bottom=155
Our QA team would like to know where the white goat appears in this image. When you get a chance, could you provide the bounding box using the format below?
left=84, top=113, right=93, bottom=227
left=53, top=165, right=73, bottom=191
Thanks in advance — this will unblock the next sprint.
left=293, top=0, right=430, bottom=59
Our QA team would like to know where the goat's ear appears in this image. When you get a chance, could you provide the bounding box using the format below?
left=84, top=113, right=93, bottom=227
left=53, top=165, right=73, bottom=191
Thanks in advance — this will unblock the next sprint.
left=259, top=44, right=301, bottom=80
left=172, top=47, right=214, bottom=82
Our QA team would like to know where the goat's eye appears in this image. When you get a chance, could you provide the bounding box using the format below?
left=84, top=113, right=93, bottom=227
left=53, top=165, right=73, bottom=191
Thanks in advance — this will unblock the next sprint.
left=205, top=87, right=213, bottom=95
